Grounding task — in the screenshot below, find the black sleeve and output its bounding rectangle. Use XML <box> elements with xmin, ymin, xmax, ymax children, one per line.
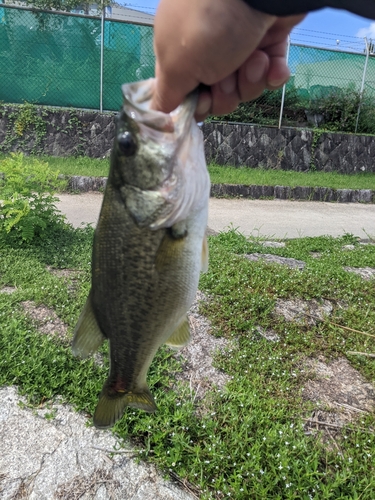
<box><xmin>243</xmin><ymin>0</ymin><xmax>375</xmax><ymax>19</ymax></box>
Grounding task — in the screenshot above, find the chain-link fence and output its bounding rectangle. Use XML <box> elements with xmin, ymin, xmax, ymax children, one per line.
<box><xmin>214</xmin><ymin>39</ymin><xmax>375</xmax><ymax>134</ymax></box>
<box><xmin>0</xmin><ymin>4</ymin><xmax>154</xmax><ymax>111</ymax></box>
<box><xmin>1</xmin><ymin>6</ymin><xmax>375</xmax><ymax>134</ymax></box>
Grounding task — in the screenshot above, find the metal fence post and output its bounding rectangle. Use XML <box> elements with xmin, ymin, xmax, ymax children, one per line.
<box><xmin>278</xmin><ymin>36</ymin><xmax>291</xmax><ymax>129</ymax></box>
<box><xmin>100</xmin><ymin>3</ymin><xmax>105</xmax><ymax>112</ymax></box>
<box><xmin>355</xmin><ymin>37</ymin><xmax>369</xmax><ymax>133</ymax></box>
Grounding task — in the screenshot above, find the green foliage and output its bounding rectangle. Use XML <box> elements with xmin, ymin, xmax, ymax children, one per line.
<box><xmin>1</xmin><ymin>227</ymin><xmax>375</xmax><ymax>498</ymax></box>
<box><xmin>23</xmin><ymin>0</ymin><xmax>109</xmax><ymax>13</ymax></box>
<box><xmin>212</xmin><ymin>84</ymin><xmax>375</xmax><ymax>135</ymax></box>
<box><xmin>0</xmin><ymin>153</ymin><xmax>67</xmax><ymax>241</ymax></box>
<box><xmin>0</xmin><ymin>102</ymin><xmax>48</xmax><ymax>155</ymax></box>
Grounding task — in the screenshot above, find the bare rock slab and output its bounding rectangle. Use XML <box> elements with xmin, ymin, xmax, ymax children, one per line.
<box><xmin>245</xmin><ymin>253</ymin><xmax>305</xmax><ymax>270</ymax></box>
<box><xmin>260</xmin><ymin>241</ymin><xmax>286</xmax><ymax>248</ymax></box>
<box><xmin>303</xmin><ymin>356</ymin><xmax>375</xmax><ymax>419</ymax></box>
<box><xmin>0</xmin><ymin>386</ymin><xmax>195</xmax><ymax>500</ymax></box>
<box><xmin>274</xmin><ymin>298</ymin><xmax>333</xmax><ymax>325</ymax></box>
<box><xmin>344</xmin><ymin>267</ymin><xmax>375</xmax><ymax>280</ymax></box>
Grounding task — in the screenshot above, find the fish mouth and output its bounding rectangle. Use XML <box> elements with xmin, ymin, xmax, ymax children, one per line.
<box><xmin>121</xmin><ymin>78</ymin><xmax>197</xmax><ymax>136</ymax></box>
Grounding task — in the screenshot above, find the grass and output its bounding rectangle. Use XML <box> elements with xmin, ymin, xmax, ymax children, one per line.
<box><xmin>208</xmin><ymin>164</ymin><xmax>375</xmax><ymax>190</ymax></box>
<box><xmin>0</xmin><ymin>223</ymin><xmax>375</xmax><ymax>499</ymax></box>
<box><xmin>2</xmin><ymin>153</ymin><xmax>375</xmax><ymax>190</ymax></box>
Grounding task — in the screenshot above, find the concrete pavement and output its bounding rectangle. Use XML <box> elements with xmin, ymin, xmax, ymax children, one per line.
<box><xmin>56</xmin><ymin>193</ymin><xmax>375</xmax><ymax>239</ymax></box>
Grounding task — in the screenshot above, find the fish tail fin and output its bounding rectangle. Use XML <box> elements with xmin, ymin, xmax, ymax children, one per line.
<box><xmin>93</xmin><ymin>386</ymin><xmax>157</xmax><ymax>429</ymax></box>
<box><xmin>72</xmin><ymin>291</ymin><xmax>106</xmax><ymax>359</ymax></box>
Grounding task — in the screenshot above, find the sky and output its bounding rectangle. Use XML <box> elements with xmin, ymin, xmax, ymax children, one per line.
<box><xmin>122</xmin><ymin>2</ymin><xmax>375</xmax><ymax>54</ymax></box>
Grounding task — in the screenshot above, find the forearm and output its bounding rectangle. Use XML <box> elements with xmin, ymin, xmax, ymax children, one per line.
<box><xmin>243</xmin><ymin>0</ymin><xmax>375</xmax><ymax>18</ymax></box>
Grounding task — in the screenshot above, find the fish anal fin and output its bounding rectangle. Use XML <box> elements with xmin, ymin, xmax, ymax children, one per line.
<box><xmin>93</xmin><ymin>387</ymin><xmax>157</xmax><ymax>429</ymax></box>
<box><xmin>72</xmin><ymin>292</ymin><xmax>105</xmax><ymax>359</ymax></box>
<box><xmin>201</xmin><ymin>234</ymin><xmax>209</xmax><ymax>273</ymax></box>
<box><xmin>165</xmin><ymin>317</ymin><xmax>191</xmax><ymax>350</ymax></box>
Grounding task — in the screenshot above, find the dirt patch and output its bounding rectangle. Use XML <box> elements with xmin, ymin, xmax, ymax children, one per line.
<box><xmin>0</xmin><ymin>286</ymin><xmax>17</xmax><ymax>294</ymax></box>
<box><xmin>46</xmin><ymin>267</ymin><xmax>81</xmax><ymax>293</ymax></box>
<box><xmin>274</xmin><ymin>298</ymin><xmax>333</xmax><ymax>325</ymax></box>
<box><xmin>343</xmin><ymin>267</ymin><xmax>375</xmax><ymax>280</ymax></box>
<box><xmin>245</xmin><ymin>253</ymin><xmax>305</xmax><ymax>270</ymax></box>
<box><xmin>255</xmin><ymin>325</ymin><xmax>280</xmax><ymax>342</ymax></box>
<box><xmin>21</xmin><ymin>301</ymin><xmax>69</xmax><ymax>340</ymax></box>
<box><xmin>310</xmin><ymin>252</ymin><xmax>322</xmax><ymax>259</ymax></box>
<box><xmin>174</xmin><ymin>291</ymin><xmax>232</xmax><ymax>401</ymax></box>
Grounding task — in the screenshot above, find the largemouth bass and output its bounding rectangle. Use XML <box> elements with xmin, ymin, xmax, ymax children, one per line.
<box><xmin>72</xmin><ymin>79</ymin><xmax>210</xmax><ymax>429</ymax></box>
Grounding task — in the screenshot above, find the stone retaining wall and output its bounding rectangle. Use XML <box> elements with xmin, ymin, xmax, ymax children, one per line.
<box><xmin>202</xmin><ymin>122</ymin><xmax>375</xmax><ymax>174</ymax></box>
<box><xmin>1</xmin><ymin>105</ymin><xmax>375</xmax><ymax>174</ymax></box>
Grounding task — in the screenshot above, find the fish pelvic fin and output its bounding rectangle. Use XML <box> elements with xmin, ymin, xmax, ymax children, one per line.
<box><xmin>165</xmin><ymin>316</ymin><xmax>191</xmax><ymax>350</ymax></box>
<box><xmin>201</xmin><ymin>234</ymin><xmax>209</xmax><ymax>273</ymax></box>
<box><xmin>72</xmin><ymin>292</ymin><xmax>105</xmax><ymax>359</ymax></box>
<box><xmin>94</xmin><ymin>387</ymin><xmax>157</xmax><ymax>429</ymax></box>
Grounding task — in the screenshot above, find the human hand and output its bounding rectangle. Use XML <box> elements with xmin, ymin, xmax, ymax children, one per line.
<box><xmin>151</xmin><ymin>0</ymin><xmax>304</xmax><ymax>121</ymax></box>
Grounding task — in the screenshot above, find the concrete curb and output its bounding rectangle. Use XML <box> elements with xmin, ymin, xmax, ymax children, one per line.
<box><xmin>64</xmin><ymin>176</ymin><xmax>375</xmax><ymax>204</ymax></box>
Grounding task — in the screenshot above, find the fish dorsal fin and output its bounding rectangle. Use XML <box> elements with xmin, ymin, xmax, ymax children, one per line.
<box><xmin>94</xmin><ymin>387</ymin><xmax>157</xmax><ymax>429</ymax></box>
<box><xmin>201</xmin><ymin>234</ymin><xmax>209</xmax><ymax>273</ymax></box>
<box><xmin>165</xmin><ymin>317</ymin><xmax>191</xmax><ymax>350</ymax></box>
<box><xmin>72</xmin><ymin>292</ymin><xmax>106</xmax><ymax>359</ymax></box>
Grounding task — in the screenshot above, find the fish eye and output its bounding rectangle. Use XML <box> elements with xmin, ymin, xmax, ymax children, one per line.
<box><xmin>117</xmin><ymin>131</ymin><xmax>137</xmax><ymax>157</ymax></box>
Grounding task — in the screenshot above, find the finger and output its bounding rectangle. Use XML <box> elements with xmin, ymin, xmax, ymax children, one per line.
<box><xmin>260</xmin><ymin>14</ymin><xmax>305</xmax><ymax>49</ymax></box>
<box><xmin>151</xmin><ymin>62</ymin><xmax>198</xmax><ymax>113</ymax></box>
<box><xmin>209</xmin><ymin>73</ymin><xmax>241</xmax><ymax>116</ymax></box>
<box><xmin>237</xmin><ymin>50</ymin><xmax>269</xmax><ymax>102</ymax></box>
<box><xmin>266</xmin><ymin>55</ymin><xmax>290</xmax><ymax>89</ymax></box>
<box><xmin>195</xmin><ymin>91</ymin><xmax>212</xmax><ymax>122</ymax></box>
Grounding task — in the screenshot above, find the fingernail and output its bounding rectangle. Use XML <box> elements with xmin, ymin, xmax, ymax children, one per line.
<box><xmin>219</xmin><ymin>75</ymin><xmax>236</xmax><ymax>94</ymax></box>
<box><xmin>246</xmin><ymin>54</ymin><xmax>267</xmax><ymax>83</ymax></box>
<box><xmin>196</xmin><ymin>94</ymin><xmax>211</xmax><ymax>116</ymax></box>
<box><xmin>268</xmin><ymin>77</ymin><xmax>288</xmax><ymax>88</ymax></box>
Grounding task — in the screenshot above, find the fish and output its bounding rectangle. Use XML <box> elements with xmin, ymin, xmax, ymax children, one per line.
<box><xmin>72</xmin><ymin>78</ymin><xmax>210</xmax><ymax>429</ymax></box>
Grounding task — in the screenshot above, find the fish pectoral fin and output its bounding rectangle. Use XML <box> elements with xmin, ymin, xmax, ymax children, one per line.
<box><xmin>165</xmin><ymin>317</ymin><xmax>191</xmax><ymax>350</ymax></box>
<box><xmin>201</xmin><ymin>234</ymin><xmax>209</xmax><ymax>273</ymax></box>
<box><xmin>72</xmin><ymin>292</ymin><xmax>105</xmax><ymax>359</ymax></box>
<box><xmin>120</xmin><ymin>184</ymin><xmax>172</xmax><ymax>227</ymax></box>
<box><xmin>94</xmin><ymin>388</ymin><xmax>157</xmax><ymax>429</ymax></box>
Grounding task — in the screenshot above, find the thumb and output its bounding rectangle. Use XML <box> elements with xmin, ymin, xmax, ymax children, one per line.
<box><xmin>151</xmin><ymin>62</ymin><xmax>198</xmax><ymax>113</ymax></box>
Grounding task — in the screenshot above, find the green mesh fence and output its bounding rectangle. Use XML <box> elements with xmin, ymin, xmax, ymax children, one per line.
<box><xmin>217</xmin><ymin>42</ymin><xmax>375</xmax><ymax>133</ymax></box>
<box><xmin>0</xmin><ymin>5</ymin><xmax>155</xmax><ymax>111</ymax></box>
<box><xmin>1</xmin><ymin>7</ymin><xmax>375</xmax><ymax>133</ymax></box>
